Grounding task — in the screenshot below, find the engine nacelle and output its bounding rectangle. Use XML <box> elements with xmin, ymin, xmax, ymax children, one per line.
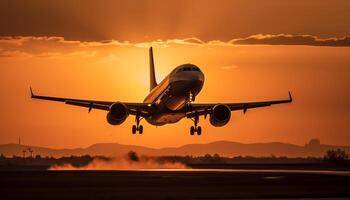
<box><xmin>106</xmin><ymin>102</ymin><xmax>129</xmax><ymax>125</ymax></box>
<box><xmin>209</xmin><ymin>104</ymin><xmax>231</xmax><ymax>127</ymax></box>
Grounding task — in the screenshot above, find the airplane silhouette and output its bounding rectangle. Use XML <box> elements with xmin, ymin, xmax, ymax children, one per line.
<box><xmin>31</xmin><ymin>47</ymin><xmax>292</xmax><ymax>135</ymax></box>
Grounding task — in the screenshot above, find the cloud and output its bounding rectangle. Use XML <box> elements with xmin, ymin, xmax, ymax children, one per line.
<box><xmin>0</xmin><ymin>36</ymin><xmax>122</xmax><ymax>58</ymax></box>
<box><xmin>1</xmin><ymin>34</ymin><xmax>350</xmax><ymax>58</ymax></box>
<box><xmin>230</xmin><ymin>34</ymin><xmax>350</xmax><ymax>47</ymax></box>
<box><xmin>0</xmin><ymin>49</ymin><xmax>32</xmax><ymax>58</ymax></box>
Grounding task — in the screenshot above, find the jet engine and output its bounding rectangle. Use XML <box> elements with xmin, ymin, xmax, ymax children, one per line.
<box><xmin>209</xmin><ymin>104</ymin><xmax>231</xmax><ymax>127</ymax></box>
<box><xmin>106</xmin><ymin>102</ymin><xmax>129</xmax><ymax>125</ymax></box>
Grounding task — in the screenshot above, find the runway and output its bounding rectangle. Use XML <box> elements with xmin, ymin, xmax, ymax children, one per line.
<box><xmin>112</xmin><ymin>168</ymin><xmax>350</xmax><ymax>176</ymax></box>
<box><xmin>1</xmin><ymin>169</ymin><xmax>350</xmax><ymax>199</ymax></box>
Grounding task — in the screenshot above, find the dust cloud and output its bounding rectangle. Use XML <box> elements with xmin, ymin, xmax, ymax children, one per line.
<box><xmin>49</xmin><ymin>152</ymin><xmax>188</xmax><ymax>170</ymax></box>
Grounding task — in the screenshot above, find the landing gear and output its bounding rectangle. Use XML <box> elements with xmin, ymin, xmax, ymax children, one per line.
<box><xmin>197</xmin><ymin>126</ymin><xmax>202</xmax><ymax>135</ymax></box>
<box><xmin>190</xmin><ymin>125</ymin><xmax>202</xmax><ymax>135</ymax></box>
<box><xmin>139</xmin><ymin>125</ymin><xmax>143</xmax><ymax>134</ymax></box>
<box><xmin>132</xmin><ymin>113</ymin><xmax>143</xmax><ymax>134</ymax></box>
<box><xmin>132</xmin><ymin>125</ymin><xmax>137</xmax><ymax>134</ymax></box>
<box><xmin>190</xmin><ymin>114</ymin><xmax>202</xmax><ymax>136</ymax></box>
<box><xmin>190</xmin><ymin>126</ymin><xmax>195</xmax><ymax>135</ymax></box>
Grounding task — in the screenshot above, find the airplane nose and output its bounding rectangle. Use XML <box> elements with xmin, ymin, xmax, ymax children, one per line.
<box><xmin>188</xmin><ymin>73</ymin><xmax>204</xmax><ymax>93</ymax></box>
<box><xmin>188</xmin><ymin>71</ymin><xmax>204</xmax><ymax>82</ymax></box>
<box><xmin>198</xmin><ymin>71</ymin><xmax>204</xmax><ymax>82</ymax></box>
<box><xmin>193</xmin><ymin>72</ymin><xmax>204</xmax><ymax>85</ymax></box>
<box><xmin>169</xmin><ymin>70</ymin><xmax>204</xmax><ymax>97</ymax></box>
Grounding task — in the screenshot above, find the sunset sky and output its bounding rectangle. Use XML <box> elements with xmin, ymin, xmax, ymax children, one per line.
<box><xmin>0</xmin><ymin>0</ymin><xmax>349</xmax><ymax>149</ymax></box>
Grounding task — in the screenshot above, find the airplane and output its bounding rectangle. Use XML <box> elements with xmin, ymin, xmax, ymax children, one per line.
<box><xmin>31</xmin><ymin>47</ymin><xmax>292</xmax><ymax>135</ymax></box>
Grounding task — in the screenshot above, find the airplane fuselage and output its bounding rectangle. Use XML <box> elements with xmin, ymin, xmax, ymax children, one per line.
<box><xmin>143</xmin><ymin>64</ymin><xmax>204</xmax><ymax>125</ymax></box>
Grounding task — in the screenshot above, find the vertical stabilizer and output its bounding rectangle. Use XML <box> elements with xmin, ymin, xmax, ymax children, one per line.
<box><xmin>149</xmin><ymin>47</ymin><xmax>157</xmax><ymax>91</ymax></box>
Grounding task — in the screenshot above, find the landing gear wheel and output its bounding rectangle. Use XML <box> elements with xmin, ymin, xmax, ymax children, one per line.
<box><xmin>139</xmin><ymin>125</ymin><xmax>143</xmax><ymax>134</ymax></box>
<box><xmin>190</xmin><ymin>126</ymin><xmax>195</xmax><ymax>135</ymax></box>
<box><xmin>190</xmin><ymin>114</ymin><xmax>202</xmax><ymax>136</ymax></box>
<box><xmin>132</xmin><ymin>125</ymin><xmax>137</xmax><ymax>134</ymax></box>
<box><xmin>132</xmin><ymin>113</ymin><xmax>144</xmax><ymax>134</ymax></box>
<box><xmin>197</xmin><ymin>126</ymin><xmax>202</xmax><ymax>135</ymax></box>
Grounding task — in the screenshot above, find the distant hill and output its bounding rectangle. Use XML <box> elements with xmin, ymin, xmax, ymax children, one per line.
<box><xmin>0</xmin><ymin>139</ymin><xmax>349</xmax><ymax>158</ymax></box>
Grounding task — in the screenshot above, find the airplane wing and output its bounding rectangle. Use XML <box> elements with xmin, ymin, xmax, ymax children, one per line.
<box><xmin>186</xmin><ymin>92</ymin><xmax>292</xmax><ymax>118</ymax></box>
<box><xmin>30</xmin><ymin>88</ymin><xmax>153</xmax><ymax>116</ymax></box>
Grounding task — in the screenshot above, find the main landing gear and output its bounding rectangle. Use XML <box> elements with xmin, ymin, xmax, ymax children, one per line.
<box><xmin>190</xmin><ymin>114</ymin><xmax>202</xmax><ymax>136</ymax></box>
<box><xmin>132</xmin><ymin>114</ymin><xmax>143</xmax><ymax>134</ymax></box>
<box><xmin>188</xmin><ymin>91</ymin><xmax>201</xmax><ymax>135</ymax></box>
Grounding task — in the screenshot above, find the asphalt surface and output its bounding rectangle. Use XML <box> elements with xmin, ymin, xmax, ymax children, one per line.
<box><xmin>1</xmin><ymin>169</ymin><xmax>350</xmax><ymax>200</ymax></box>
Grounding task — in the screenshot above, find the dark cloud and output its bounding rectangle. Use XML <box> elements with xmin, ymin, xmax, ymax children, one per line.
<box><xmin>231</xmin><ymin>34</ymin><xmax>350</xmax><ymax>47</ymax></box>
<box><xmin>1</xmin><ymin>34</ymin><xmax>350</xmax><ymax>58</ymax></box>
<box><xmin>1</xmin><ymin>0</ymin><xmax>350</xmax><ymax>42</ymax></box>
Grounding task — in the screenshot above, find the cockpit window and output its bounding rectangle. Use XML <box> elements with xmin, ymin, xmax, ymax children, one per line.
<box><xmin>192</xmin><ymin>67</ymin><xmax>199</xmax><ymax>71</ymax></box>
<box><xmin>176</xmin><ymin>65</ymin><xmax>200</xmax><ymax>73</ymax></box>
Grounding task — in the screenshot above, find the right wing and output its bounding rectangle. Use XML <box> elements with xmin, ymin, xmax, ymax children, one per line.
<box><xmin>187</xmin><ymin>92</ymin><xmax>293</xmax><ymax>118</ymax></box>
<box><xmin>30</xmin><ymin>87</ymin><xmax>153</xmax><ymax>116</ymax></box>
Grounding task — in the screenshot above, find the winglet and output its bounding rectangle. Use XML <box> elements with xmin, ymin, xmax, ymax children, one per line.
<box><xmin>288</xmin><ymin>91</ymin><xmax>293</xmax><ymax>102</ymax></box>
<box><xmin>30</xmin><ymin>86</ymin><xmax>34</xmax><ymax>98</ymax></box>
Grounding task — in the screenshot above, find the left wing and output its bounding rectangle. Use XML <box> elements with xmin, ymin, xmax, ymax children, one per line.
<box><xmin>30</xmin><ymin>87</ymin><xmax>153</xmax><ymax>116</ymax></box>
<box><xmin>187</xmin><ymin>92</ymin><xmax>292</xmax><ymax>118</ymax></box>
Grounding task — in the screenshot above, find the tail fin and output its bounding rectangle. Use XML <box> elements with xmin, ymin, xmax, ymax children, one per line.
<box><xmin>149</xmin><ymin>47</ymin><xmax>157</xmax><ymax>91</ymax></box>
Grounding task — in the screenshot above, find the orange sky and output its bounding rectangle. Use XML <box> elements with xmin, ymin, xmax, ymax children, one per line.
<box><xmin>1</xmin><ymin>0</ymin><xmax>350</xmax><ymax>41</ymax></box>
<box><xmin>0</xmin><ymin>37</ymin><xmax>349</xmax><ymax>148</ymax></box>
<box><xmin>0</xmin><ymin>1</ymin><xmax>350</xmax><ymax>148</ymax></box>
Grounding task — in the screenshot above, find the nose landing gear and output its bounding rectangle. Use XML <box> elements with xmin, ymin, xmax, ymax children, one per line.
<box><xmin>132</xmin><ymin>113</ymin><xmax>143</xmax><ymax>134</ymax></box>
<box><xmin>190</xmin><ymin>114</ymin><xmax>202</xmax><ymax>136</ymax></box>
